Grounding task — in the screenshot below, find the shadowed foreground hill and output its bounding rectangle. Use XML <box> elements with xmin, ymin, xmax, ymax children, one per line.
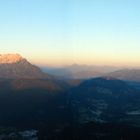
<box><xmin>0</xmin><ymin>78</ymin><xmax>71</xmax><ymax>129</ymax></box>
<box><xmin>69</xmin><ymin>77</ymin><xmax>140</xmax><ymax>124</ymax></box>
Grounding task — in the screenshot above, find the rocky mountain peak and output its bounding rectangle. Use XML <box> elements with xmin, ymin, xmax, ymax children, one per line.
<box><xmin>0</xmin><ymin>54</ymin><xmax>24</xmax><ymax>64</ymax></box>
<box><xmin>0</xmin><ymin>53</ymin><xmax>50</xmax><ymax>79</ymax></box>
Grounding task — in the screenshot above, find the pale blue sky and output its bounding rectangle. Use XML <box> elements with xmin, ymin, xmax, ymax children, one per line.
<box><xmin>0</xmin><ymin>0</ymin><xmax>140</xmax><ymax>66</ymax></box>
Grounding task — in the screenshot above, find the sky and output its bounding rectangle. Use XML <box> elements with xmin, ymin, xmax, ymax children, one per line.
<box><xmin>0</xmin><ymin>0</ymin><xmax>140</xmax><ymax>67</ymax></box>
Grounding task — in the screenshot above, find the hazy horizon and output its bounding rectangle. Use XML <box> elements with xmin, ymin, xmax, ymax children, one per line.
<box><xmin>1</xmin><ymin>0</ymin><xmax>140</xmax><ymax>67</ymax></box>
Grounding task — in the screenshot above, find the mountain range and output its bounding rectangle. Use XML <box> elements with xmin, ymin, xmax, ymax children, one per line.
<box><xmin>1</xmin><ymin>54</ymin><xmax>140</xmax><ymax>139</ymax></box>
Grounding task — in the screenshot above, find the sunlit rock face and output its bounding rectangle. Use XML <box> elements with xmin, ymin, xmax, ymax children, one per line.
<box><xmin>0</xmin><ymin>54</ymin><xmax>23</xmax><ymax>64</ymax></box>
<box><xmin>0</xmin><ymin>54</ymin><xmax>50</xmax><ymax>79</ymax></box>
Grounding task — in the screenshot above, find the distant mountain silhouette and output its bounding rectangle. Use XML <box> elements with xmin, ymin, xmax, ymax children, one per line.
<box><xmin>106</xmin><ymin>69</ymin><xmax>140</xmax><ymax>82</ymax></box>
<box><xmin>0</xmin><ymin>54</ymin><xmax>50</xmax><ymax>79</ymax></box>
<box><xmin>43</xmin><ymin>64</ymin><xmax>119</xmax><ymax>79</ymax></box>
